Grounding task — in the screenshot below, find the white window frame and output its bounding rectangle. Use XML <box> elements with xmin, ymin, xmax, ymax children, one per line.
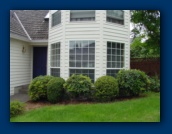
<box><xmin>70</xmin><ymin>10</ymin><xmax>96</xmax><ymax>22</ymax></box>
<box><xmin>51</xmin><ymin>10</ymin><xmax>61</xmax><ymax>27</ymax></box>
<box><xmin>106</xmin><ymin>10</ymin><xmax>124</xmax><ymax>25</ymax></box>
<box><xmin>50</xmin><ymin>42</ymin><xmax>61</xmax><ymax>77</ymax></box>
<box><xmin>68</xmin><ymin>40</ymin><xmax>96</xmax><ymax>82</ymax></box>
<box><xmin>106</xmin><ymin>41</ymin><xmax>125</xmax><ymax>77</ymax></box>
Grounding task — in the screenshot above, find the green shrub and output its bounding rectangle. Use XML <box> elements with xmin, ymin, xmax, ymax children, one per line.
<box><xmin>47</xmin><ymin>77</ymin><xmax>65</xmax><ymax>103</ymax></box>
<box><xmin>29</xmin><ymin>75</ymin><xmax>54</xmax><ymax>101</ymax></box>
<box><xmin>117</xmin><ymin>69</ymin><xmax>150</xmax><ymax>97</ymax></box>
<box><xmin>148</xmin><ymin>76</ymin><xmax>160</xmax><ymax>92</ymax></box>
<box><xmin>10</xmin><ymin>101</ymin><xmax>25</xmax><ymax>118</ymax></box>
<box><xmin>63</xmin><ymin>74</ymin><xmax>92</xmax><ymax>100</ymax></box>
<box><xmin>94</xmin><ymin>76</ymin><xmax>119</xmax><ymax>102</ymax></box>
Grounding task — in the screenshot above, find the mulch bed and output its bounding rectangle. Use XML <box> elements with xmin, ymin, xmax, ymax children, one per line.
<box><xmin>25</xmin><ymin>100</ymin><xmax>95</xmax><ymax>111</ymax></box>
<box><xmin>25</xmin><ymin>94</ymin><xmax>148</xmax><ymax>111</ymax></box>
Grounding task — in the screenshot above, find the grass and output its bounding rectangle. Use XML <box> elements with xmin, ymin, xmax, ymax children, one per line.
<box><xmin>10</xmin><ymin>92</ymin><xmax>160</xmax><ymax>122</ymax></box>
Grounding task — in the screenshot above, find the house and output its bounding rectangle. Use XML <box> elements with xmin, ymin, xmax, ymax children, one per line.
<box><xmin>10</xmin><ymin>10</ymin><xmax>130</xmax><ymax>96</ymax></box>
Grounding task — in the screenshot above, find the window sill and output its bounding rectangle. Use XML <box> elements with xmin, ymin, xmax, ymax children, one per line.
<box><xmin>69</xmin><ymin>20</ymin><xmax>97</xmax><ymax>24</ymax></box>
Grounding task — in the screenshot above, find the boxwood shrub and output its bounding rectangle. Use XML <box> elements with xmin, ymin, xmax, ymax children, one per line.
<box><xmin>117</xmin><ymin>69</ymin><xmax>150</xmax><ymax>97</ymax></box>
<box><xmin>47</xmin><ymin>77</ymin><xmax>65</xmax><ymax>103</ymax></box>
<box><xmin>10</xmin><ymin>101</ymin><xmax>25</xmax><ymax>118</ymax></box>
<box><xmin>28</xmin><ymin>75</ymin><xmax>54</xmax><ymax>101</ymax></box>
<box><xmin>148</xmin><ymin>76</ymin><xmax>160</xmax><ymax>92</ymax></box>
<box><xmin>94</xmin><ymin>76</ymin><xmax>119</xmax><ymax>102</ymax></box>
<box><xmin>63</xmin><ymin>74</ymin><xmax>92</xmax><ymax>100</ymax></box>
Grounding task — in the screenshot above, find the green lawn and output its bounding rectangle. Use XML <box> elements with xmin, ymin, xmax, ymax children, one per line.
<box><xmin>10</xmin><ymin>92</ymin><xmax>160</xmax><ymax>122</ymax></box>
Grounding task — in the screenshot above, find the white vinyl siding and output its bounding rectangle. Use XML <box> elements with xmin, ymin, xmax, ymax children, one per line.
<box><xmin>10</xmin><ymin>38</ymin><xmax>32</xmax><ymax>95</ymax></box>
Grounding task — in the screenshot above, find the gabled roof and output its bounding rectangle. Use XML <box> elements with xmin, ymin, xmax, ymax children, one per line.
<box><xmin>10</xmin><ymin>10</ymin><xmax>49</xmax><ymax>40</ymax></box>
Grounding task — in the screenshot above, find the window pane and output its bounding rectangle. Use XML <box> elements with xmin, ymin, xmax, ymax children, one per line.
<box><xmin>117</xmin><ymin>56</ymin><xmax>120</xmax><ymax>61</ymax></box>
<box><xmin>76</xmin><ymin>69</ymin><xmax>82</xmax><ymax>73</ymax></box>
<box><xmin>70</xmin><ymin>61</ymin><xmax>75</xmax><ymax>67</ymax></box>
<box><xmin>117</xmin><ymin>62</ymin><xmax>120</xmax><ymax>68</ymax></box>
<box><xmin>112</xmin><ymin>62</ymin><xmax>116</xmax><ymax>68</ymax></box>
<box><xmin>121</xmin><ymin>62</ymin><xmax>124</xmax><ymax>68</ymax></box>
<box><xmin>70</xmin><ymin>41</ymin><xmax>75</xmax><ymax>48</ymax></box>
<box><xmin>83</xmin><ymin>55</ymin><xmax>88</xmax><ymax>60</ymax></box>
<box><xmin>76</xmin><ymin>62</ymin><xmax>81</xmax><ymax>67</ymax></box>
<box><xmin>107</xmin><ymin>49</ymin><xmax>111</xmax><ymax>54</ymax></box>
<box><xmin>107</xmin><ymin>42</ymin><xmax>111</xmax><ymax>48</ymax></box>
<box><xmin>117</xmin><ymin>50</ymin><xmax>120</xmax><ymax>55</ymax></box>
<box><xmin>112</xmin><ymin>42</ymin><xmax>116</xmax><ymax>48</ymax></box>
<box><xmin>121</xmin><ymin>49</ymin><xmax>124</xmax><ymax>55</ymax></box>
<box><xmin>89</xmin><ymin>70</ymin><xmax>94</xmax><ymax>73</ymax></box>
<box><xmin>76</xmin><ymin>41</ymin><xmax>82</xmax><ymax>48</ymax></box>
<box><xmin>112</xmin><ymin>49</ymin><xmax>116</xmax><ymax>54</ymax></box>
<box><xmin>83</xmin><ymin>48</ymin><xmax>88</xmax><ymax>54</ymax></box>
<box><xmin>106</xmin><ymin>69</ymin><xmax>120</xmax><ymax>78</ymax></box>
<box><xmin>70</xmin><ymin>69</ymin><xmax>75</xmax><ymax>74</ymax></box>
<box><xmin>121</xmin><ymin>56</ymin><xmax>124</xmax><ymax>62</ymax></box>
<box><xmin>83</xmin><ymin>62</ymin><xmax>89</xmax><ymax>67</ymax></box>
<box><xmin>76</xmin><ymin>48</ymin><xmax>81</xmax><ymax>54</ymax></box>
<box><xmin>112</xmin><ymin>55</ymin><xmax>116</xmax><ymax>61</ymax></box>
<box><xmin>83</xmin><ymin>69</ymin><xmax>89</xmax><ymax>73</ymax></box>
<box><xmin>117</xmin><ymin>43</ymin><xmax>120</xmax><ymax>49</ymax></box>
<box><xmin>76</xmin><ymin>55</ymin><xmax>81</xmax><ymax>60</ymax></box>
<box><xmin>89</xmin><ymin>41</ymin><xmax>95</xmax><ymax>48</ymax></box>
<box><xmin>70</xmin><ymin>55</ymin><xmax>75</xmax><ymax>60</ymax></box>
<box><xmin>121</xmin><ymin>43</ymin><xmax>124</xmax><ymax>49</ymax></box>
<box><xmin>82</xmin><ymin>41</ymin><xmax>88</xmax><ymax>48</ymax></box>
<box><xmin>51</xmin><ymin>68</ymin><xmax>60</xmax><ymax>77</ymax></box>
<box><xmin>89</xmin><ymin>55</ymin><xmax>95</xmax><ymax>61</ymax></box>
<box><xmin>107</xmin><ymin>62</ymin><xmax>111</xmax><ymax>68</ymax></box>
<box><xmin>89</xmin><ymin>62</ymin><xmax>94</xmax><ymax>67</ymax></box>
<box><xmin>107</xmin><ymin>55</ymin><xmax>111</xmax><ymax>61</ymax></box>
<box><xmin>89</xmin><ymin>48</ymin><xmax>95</xmax><ymax>54</ymax></box>
<box><xmin>70</xmin><ymin>48</ymin><xmax>75</xmax><ymax>54</ymax></box>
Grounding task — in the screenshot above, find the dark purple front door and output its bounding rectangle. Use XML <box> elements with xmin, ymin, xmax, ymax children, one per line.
<box><xmin>33</xmin><ymin>47</ymin><xmax>47</xmax><ymax>78</ymax></box>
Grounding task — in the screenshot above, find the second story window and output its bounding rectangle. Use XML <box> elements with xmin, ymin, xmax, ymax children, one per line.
<box><xmin>70</xmin><ymin>10</ymin><xmax>95</xmax><ymax>21</ymax></box>
<box><xmin>52</xmin><ymin>10</ymin><xmax>61</xmax><ymax>27</ymax></box>
<box><xmin>106</xmin><ymin>10</ymin><xmax>124</xmax><ymax>25</ymax></box>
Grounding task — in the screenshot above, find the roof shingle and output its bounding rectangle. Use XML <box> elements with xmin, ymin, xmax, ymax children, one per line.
<box><xmin>10</xmin><ymin>10</ymin><xmax>49</xmax><ymax>40</ymax></box>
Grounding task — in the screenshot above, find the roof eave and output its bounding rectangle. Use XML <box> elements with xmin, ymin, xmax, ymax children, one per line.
<box><xmin>10</xmin><ymin>33</ymin><xmax>48</xmax><ymax>43</ymax></box>
<box><xmin>10</xmin><ymin>33</ymin><xmax>30</xmax><ymax>42</ymax></box>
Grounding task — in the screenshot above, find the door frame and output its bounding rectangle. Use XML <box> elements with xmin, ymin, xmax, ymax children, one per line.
<box><xmin>31</xmin><ymin>46</ymin><xmax>48</xmax><ymax>80</ymax></box>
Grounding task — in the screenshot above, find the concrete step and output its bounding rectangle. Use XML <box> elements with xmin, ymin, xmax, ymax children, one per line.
<box><xmin>18</xmin><ymin>85</ymin><xmax>29</xmax><ymax>94</ymax></box>
<box><xmin>10</xmin><ymin>93</ymin><xmax>29</xmax><ymax>103</ymax></box>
